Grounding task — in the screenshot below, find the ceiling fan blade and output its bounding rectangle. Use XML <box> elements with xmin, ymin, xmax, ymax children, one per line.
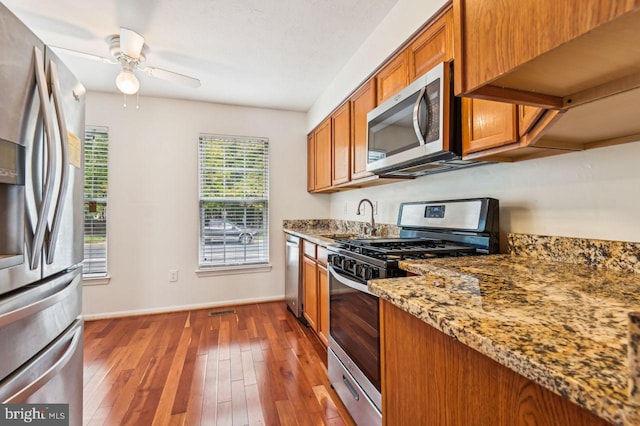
<box><xmin>120</xmin><ymin>27</ymin><xmax>145</xmax><ymax>59</ymax></box>
<box><xmin>51</xmin><ymin>46</ymin><xmax>117</xmax><ymax>65</ymax></box>
<box><xmin>141</xmin><ymin>66</ymin><xmax>201</xmax><ymax>88</ymax></box>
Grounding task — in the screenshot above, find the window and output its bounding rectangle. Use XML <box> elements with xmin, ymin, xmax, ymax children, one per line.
<box><xmin>83</xmin><ymin>127</ymin><xmax>109</xmax><ymax>278</ymax></box>
<box><xmin>198</xmin><ymin>134</ymin><xmax>269</xmax><ymax>268</ymax></box>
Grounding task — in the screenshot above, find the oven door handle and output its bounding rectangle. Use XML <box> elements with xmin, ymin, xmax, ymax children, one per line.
<box><xmin>328</xmin><ymin>265</ymin><xmax>378</xmax><ymax>297</ymax></box>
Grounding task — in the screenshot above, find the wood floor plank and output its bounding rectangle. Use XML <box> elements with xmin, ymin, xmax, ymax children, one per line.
<box><xmin>183</xmin><ymin>352</ymin><xmax>207</xmax><ymax>425</ymax></box>
<box><xmin>241</xmin><ymin>349</ymin><xmax>257</xmax><ymax>386</ymax></box>
<box><xmin>83</xmin><ymin>302</ymin><xmax>354</xmax><ymax>426</ymax></box>
<box><xmin>245</xmin><ymin>383</ymin><xmax>265</xmax><ymax>426</ymax></box>
<box><xmin>151</xmin><ymin>321</ymin><xmax>192</xmax><ymax>425</ymax></box>
<box><xmin>217</xmin><ymin>359</ymin><xmax>232</xmax><ymax>403</ymax></box>
<box><xmin>231</xmin><ymin>379</ymin><xmax>249</xmax><ymax>425</ymax></box>
<box><xmin>200</xmin><ymin>353</ymin><xmax>218</xmax><ymax>425</ymax></box>
<box><xmin>312</xmin><ymin>385</ymin><xmax>342</xmax><ymax>420</ymax></box>
<box><xmin>275</xmin><ymin>400</ymin><xmax>299</xmax><ymax>426</ymax></box>
<box><xmin>216</xmin><ymin>401</ymin><xmax>233</xmax><ymax>426</ymax></box>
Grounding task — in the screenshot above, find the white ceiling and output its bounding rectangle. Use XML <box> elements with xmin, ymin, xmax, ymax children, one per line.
<box><xmin>2</xmin><ymin>0</ymin><xmax>399</xmax><ymax>111</ymax></box>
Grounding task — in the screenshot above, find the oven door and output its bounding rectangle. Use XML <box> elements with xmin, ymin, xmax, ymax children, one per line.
<box><xmin>328</xmin><ymin>265</ymin><xmax>381</xmax><ymax>413</ymax></box>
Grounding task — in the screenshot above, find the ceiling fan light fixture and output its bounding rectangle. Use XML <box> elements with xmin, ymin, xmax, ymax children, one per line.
<box><xmin>116</xmin><ymin>69</ymin><xmax>140</xmax><ymax>94</ymax></box>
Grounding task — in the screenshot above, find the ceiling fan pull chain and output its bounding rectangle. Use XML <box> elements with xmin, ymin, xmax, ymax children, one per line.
<box><xmin>123</xmin><ymin>93</ymin><xmax>127</xmax><ymax>108</ymax></box>
<box><xmin>136</xmin><ymin>91</ymin><xmax>140</xmax><ymax>110</ymax></box>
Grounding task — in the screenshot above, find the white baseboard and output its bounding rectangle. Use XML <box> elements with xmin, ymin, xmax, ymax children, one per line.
<box><xmin>82</xmin><ymin>295</ymin><xmax>285</xmax><ymax>321</ymax></box>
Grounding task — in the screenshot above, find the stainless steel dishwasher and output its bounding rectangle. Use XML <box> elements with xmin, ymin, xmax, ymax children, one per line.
<box><xmin>284</xmin><ymin>234</ymin><xmax>303</xmax><ymax>318</ymax></box>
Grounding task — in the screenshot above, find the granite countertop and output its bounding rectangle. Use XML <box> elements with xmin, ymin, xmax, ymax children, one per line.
<box><xmin>282</xmin><ymin>218</ymin><xmax>400</xmax><ymax>247</ymax></box>
<box><xmin>370</xmin><ymin>254</ymin><xmax>640</xmax><ymax>425</ymax></box>
<box><xmin>283</xmin><ymin>227</ymin><xmax>337</xmax><ymax>247</ymax></box>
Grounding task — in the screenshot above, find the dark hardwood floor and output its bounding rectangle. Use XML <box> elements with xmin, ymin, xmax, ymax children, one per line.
<box><xmin>83</xmin><ymin>301</ymin><xmax>355</xmax><ymax>426</ymax></box>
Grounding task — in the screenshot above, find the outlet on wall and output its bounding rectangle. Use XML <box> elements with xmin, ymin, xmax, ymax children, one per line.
<box><xmin>169</xmin><ymin>269</ymin><xmax>178</xmax><ymax>282</ymax></box>
<box><xmin>344</xmin><ymin>201</ymin><xmax>348</xmax><ymax>214</ymax></box>
<box><xmin>374</xmin><ymin>201</ymin><xmax>378</xmax><ymax>215</ymax></box>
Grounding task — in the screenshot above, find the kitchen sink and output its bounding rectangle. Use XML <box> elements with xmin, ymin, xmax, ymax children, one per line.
<box><xmin>320</xmin><ymin>233</ymin><xmax>359</xmax><ymax>240</ymax></box>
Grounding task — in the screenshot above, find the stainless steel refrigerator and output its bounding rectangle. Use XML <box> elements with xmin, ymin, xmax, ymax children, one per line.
<box><xmin>0</xmin><ymin>3</ymin><xmax>85</xmax><ymax>425</ymax></box>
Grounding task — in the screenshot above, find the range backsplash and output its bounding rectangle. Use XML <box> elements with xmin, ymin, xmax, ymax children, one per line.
<box><xmin>508</xmin><ymin>233</ymin><xmax>640</xmax><ymax>274</ymax></box>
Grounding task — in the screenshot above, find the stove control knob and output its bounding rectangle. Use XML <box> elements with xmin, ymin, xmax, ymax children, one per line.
<box><xmin>367</xmin><ymin>266</ymin><xmax>380</xmax><ymax>280</ymax></box>
<box><xmin>361</xmin><ymin>265</ymin><xmax>372</xmax><ymax>280</ymax></box>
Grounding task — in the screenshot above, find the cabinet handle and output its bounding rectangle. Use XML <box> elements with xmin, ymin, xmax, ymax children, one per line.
<box><xmin>412</xmin><ymin>86</ymin><xmax>428</xmax><ymax>145</ymax></box>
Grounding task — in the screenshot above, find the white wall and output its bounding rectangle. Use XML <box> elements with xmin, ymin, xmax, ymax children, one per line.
<box><xmin>83</xmin><ymin>92</ymin><xmax>329</xmax><ymax>317</ymax></box>
<box><xmin>307</xmin><ymin>0</ymin><xmax>640</xmax><ymax>244</ymax></box>
<box><xmin>329</xmin><ymin>143</ymin><xmax>640</xmax><ymax>244</ymax></box>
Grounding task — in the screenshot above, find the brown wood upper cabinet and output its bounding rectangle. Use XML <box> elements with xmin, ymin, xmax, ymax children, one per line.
<box><xmin>376</xmin><ymin>51</ymin><xmax>409</xmax><ymax>105</ymax></box>
<box><xmin>307</xmin><ymin>5</ymin><xmax>458</xmax><ymax>192</ymax></box>
<box><xmin>350</xmin><ymin>80</ymin><xmax>376</xmax><ymax>181</ymax></box>
<box><xmin>408</xmin><ymin>9</ymin><xmax>454</xmax><ymax>82</ymax></box>
<box><xmin>306</xmin><ymin>133</ymin><xmax>315</xmax><ymax>192</ymax></box>
<box><xmin>462</xmin><ymin>98</ymin><xmax>518</xmax><ymax>155</ymax></box>
<box><xmin>313</xmin><ymin>118</ymin><xmax>332</xmax><ymax>191</ymax></box>
<box><xmin>331</xmin><ymin>102</ymin><xmax>351</xmax><ymax>185</ymax></box>
<box><xmin>381</xmin><ymin>300</ymin><xmax>609</xmax><ymax>426</ymax></box>
<box><xmin>453</xmin><ymin>0</ymin><xmax>640</xmax><ymax>107</ymax></box>
<box><xmin>462</xmin><ymin>98</ymin><xmax>570</xmax><ymax>161</ymax></box>
<box><xmin>376</xmin><ymin>8</ymin><xmax>454</xmax><ymax>105</ymax></box>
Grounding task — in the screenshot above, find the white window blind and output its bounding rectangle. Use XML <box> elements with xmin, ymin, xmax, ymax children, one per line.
<box><xmin>198</xmin><ymin>135</ymin><xmax>269</xmax><ymax>268</ymax></box>
<box><xmin>84</xmin><ymin>126</ymin><xmax>109</xmax><ymax>277</ymax></box>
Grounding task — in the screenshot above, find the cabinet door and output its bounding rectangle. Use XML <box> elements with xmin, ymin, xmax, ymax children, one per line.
<box><xmin>302</xmin><ymin>256</ymin><xmax>318</xmax><ymax>330</ymax></box>
<box><xmin>307</xmin><ymin>133</ymin><xmax>315</xmax><ymax>192</ymax></box>
<box><xmin>518</xmin><ymin>105</ymin><xmax>545</xmax><ymax>137</ymax></box>
<box><xmin>317</xmin><ymin>264</ymin><xmax>329</xmax><ymax>347</ymax></box>
<box><xmin>350</xmin><ymin>80</ymin><xmax>376</xmax><ymax>180</ymax></box>
<box><xmin>408</xmin><ymin>9</ymin><xmax>454</xmax><ymax>81</ymax></box>
<box><xmin>376</xmin><ymin>51</ymin><xmax>409</xmax><ymax>105</ymax></box>
<box><xmin>314</xmin><ymin>118</ymin><xmax>332</xmax><ymax>190</ymax></box>
<box><xmin>332</xmin><ymin>102</ymin><xmax>351</xmax><ymax>185</ymax></box>
<box><xmin>462</xmin><ymin>97</ymin><xmax>518</xmax><ymax>155</ymax></box>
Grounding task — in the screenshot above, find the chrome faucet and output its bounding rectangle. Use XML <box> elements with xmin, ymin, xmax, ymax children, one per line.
<box><xmin>356</xmin><ymin>198</ymin><xmax>375</xmax><ymax>236</ymax></box>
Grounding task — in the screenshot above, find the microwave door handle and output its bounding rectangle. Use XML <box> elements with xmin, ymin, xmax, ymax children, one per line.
<box><xmin>412</xmin><ymin>86</ymin><xmax>427</xmax><ymax>145</ymax></box>
<box><xmin>45</xmin><ymin>60</ymin><xmax>69</xmax><ymax>265</ymax></box>
<box><xmin>30</xmin><ymin>46</ymin><xmax>57</xmax><ymax>270</ymax></box>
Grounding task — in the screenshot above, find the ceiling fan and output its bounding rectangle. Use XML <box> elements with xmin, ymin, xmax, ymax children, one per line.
<box><xmin>55</xmin><ymin>27</ymin><xmax>201</xmax><ymax>95</ymax></box>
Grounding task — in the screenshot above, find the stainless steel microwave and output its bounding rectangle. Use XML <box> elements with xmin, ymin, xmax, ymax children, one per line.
<box><xmin>366</xmin><ymin>61</ymin><xmax>482</xmax><ymax>177</ymax></box>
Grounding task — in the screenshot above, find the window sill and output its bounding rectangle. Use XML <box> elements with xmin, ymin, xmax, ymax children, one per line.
<box><xmin>83</xmin><ymin>275</ymin><xmax>111</xmax><ymax>286</ymax></box>
<box><xmin>196</xmin><ymin>264</ymin><xmax>272</xmax><ymax>277</ymax></box>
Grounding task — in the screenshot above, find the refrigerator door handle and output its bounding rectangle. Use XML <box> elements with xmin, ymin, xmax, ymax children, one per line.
<box><xmin>1</xmin><ymin>324</ymin><xmax>82</xmax><ymax>403</ymax></box>
<box><xmin>30</xmin><ymin>46</ymin><xmax>57</xmax><ymax>270</ymax></box>
<box><xmin>0</xmin><ymin>268</ymin><xmax>81</xmax><ymax>327</ymax></box>
<box><xmin>45</xmin><ymin>60</ymin><xmax>70</xmax><ymax>265</ymax></box>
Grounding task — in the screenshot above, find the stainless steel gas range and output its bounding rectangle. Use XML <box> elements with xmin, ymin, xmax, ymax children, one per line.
<box><xmin>327</xmin><ymin>198</ymin><xmax>499</xmax><ymax>425</ymax></box>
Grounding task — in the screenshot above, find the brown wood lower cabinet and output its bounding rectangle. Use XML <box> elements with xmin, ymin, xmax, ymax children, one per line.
<box><xmin>317</xmin><ymin>263</ymin><xmax>329</xmax><ymax>347</ymax></box>
<box><xmin>302</xmin><ymin>255</ymin><xmax>317</xmax><ymax>330</ymax></box>
<box><xmin>380</xmin><ymin>300</ymin><xmax>608</xmax><ymax>426</ymax></box>
<box><xmin>302</xmin><ymin>240</ymin><xmax>329</xmax><ymax>347</ymax></box>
